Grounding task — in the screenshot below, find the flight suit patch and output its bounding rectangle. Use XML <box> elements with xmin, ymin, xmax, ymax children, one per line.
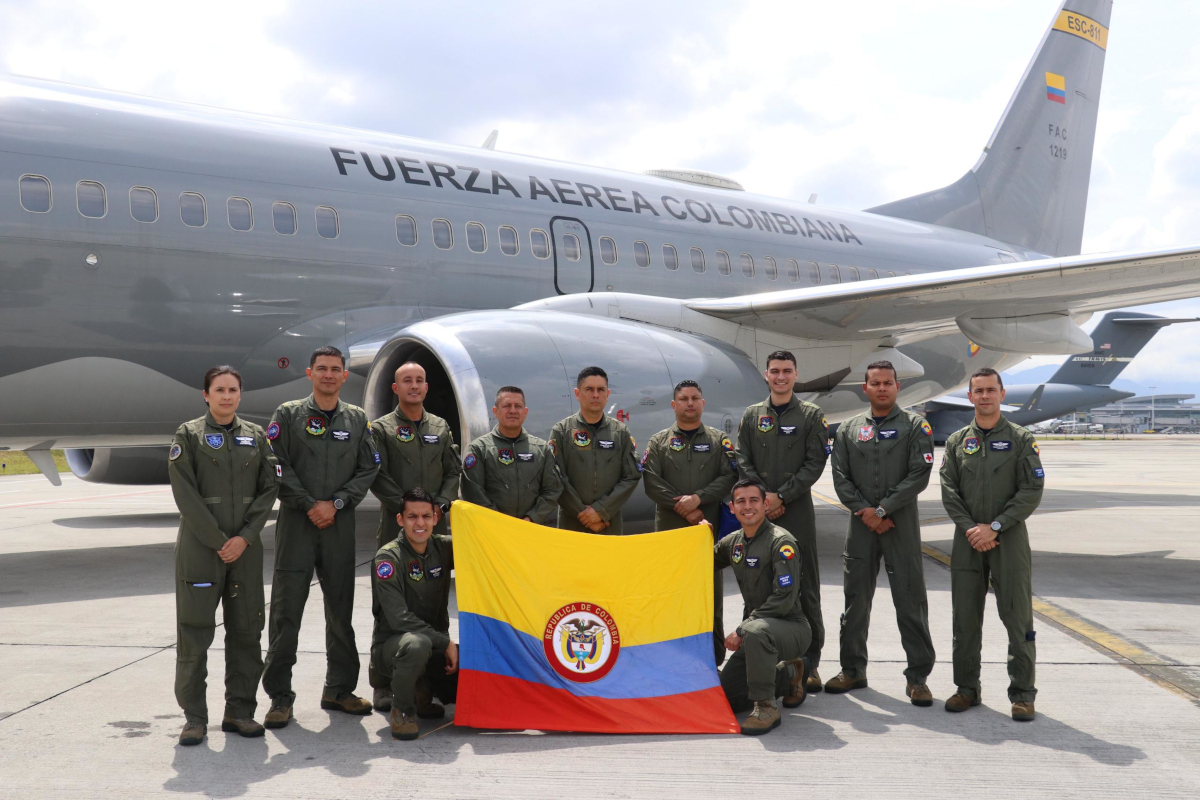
<box><xmin>234</xmin><ymin>435</ymin><xmax>255</xmax><ymax>447</ymax></box>
<box><xmin>169</xmin><ymin>443</ymin><xmax>182</xmax><ymax>461</ymax></box>
<box><xmin>732</xmin><ymin>543</ymin><xmax>744</xmax><ymax>564</ymax></box>
<box><xmin>720</xmin><ymin>437</ymin><xmax>734</xmax><ymax>452</ymax></box>
<box><xmin>990</xmin><ymin>440</ymin><xmax>1011</xmax><ymax>451</ymax></box>
<box><xmin>669</xmin><ymin>437</ymin><xmax>685</xmax><ymax>451</ymax></box>
<box><xmin>757</xmin><ymin>415</ymin><xmax>774</xmax><ymax>433</ymax></box>
<box><xmin>824</xmin><ymin>444</ymin><xmax>832</xmax><ymax>455</ymax></box>
<box><xmin>573</xmin><ymin>430</ymin><xmax>591</xmax><ymax>447</ymax></box>
<box><xmin>375</xmin><ymin>561</ymin><xmax>395</xmax><ymax>580</ymax></box>
<box><xmin>1034</xmin><ymin>467</ymin><xmax>1045</xmax><ymax>478</ymax></box>
<box><xmin>275</xmin><ymin>465</ymin><xmax>282</xmax><ymax>477</ymax></box>
<box><xmin>306</xmin><ymin>417</ymin><xmax>326</xmax><ymax>436</ymax></box>
<box><xmin>878</xmin><ymin>429</ymin><xmax>898</xmax><ymax>439</ymax></box>
<box><xmin>745</xmin><ymin>556</ymin><xmax>760</xmax><ymax>568</ymax></box>
<box><xmin>780</xmin><ymin>425</ymin><xmax>797</xmax><ymax>435</ymax></box>
<box><xmin>920</xmin><ymin>420</ymin><xmax>933</xmax><ymax>436</ymax></box>
<box><xmin>549</xmin><ymin>439</ymin><xmax>557</xmax><ymax>456</ymax></box>
<box><xmin>332</xmin><ymin>430</ymin><xmax>350</xmax><ymax>441</ymax></box>
<box><xmin>963</xmin><ymin>437</ymin><xmax>981</xmax><ymax>455</ymax></box>
<box><xmin>373</xmin><ymin>451</ymin><xmax>381</xmax><ymax>464</ymax></box>
<box><xmin>693</xmin><ymin>443</ymin><xmax>711</xmax><ymax>453</ymax></box>
<box><xmin>422</xmin><ymin>434</ymin><xmax>440</xmax><ymax>444</ymax></box>
<box><xmin>778</xmin><ymin>574</ymin><xmax>793</xmax><ymax>587</ymax></box>
<box><xmin>598</xmin><ymin>440</ymin><xmax>615</xmax><ymax>449</ymax></box>
<box><xmin>1032</xmin><ymin>442</ymin><xmax>1040</xmax><ymax>455</ymax></box>
<box><xmin>779</xmin><ymin>544</ymin><xmax>795</xmax><ymax>560</ymax></box>
<box><xmin>429</xmin><ymin>565</ymin><xmax>443</xmax><ymax>578</ymax></box>
<box><xmin>205</xmin><ymin>433</ymin><xmax>224</xmax><ymax>449</ymax></box>
<box><xmin>266</xmin><ymin>422</ymin><xmax>281</xmax><ymax>440</ymax></box>
<box><xmin>516</xmin><ymin>452</ymin><xmax>535</xmax><ymax>462</ymax></box>
<box><xmin>463</xmin><ymin>453</ymin><xmax>477</xmax><ymax>469</ymax></box>
<box><xmin>498</xmin><ymin>449</ymin><xmax>515</xmax><ymax>465</ymax></box>
<box><xmin>857</xmin><ymin>425</ymin><xmax>875</xmax><ymax>442</ymax></box>
<box><xmin>397</xmin><ymin>426</ymin><xmax>414</xmax><ymax>442</ymax></box>
<box><xmin>407</xmin><ymin>561</ymin><xmax>424</xmax><ymax>581</ymax></box>
<box><xmin>924</xmin><ymin>453</ymin><xmax>934</xmax><ymax>464</ymax></box>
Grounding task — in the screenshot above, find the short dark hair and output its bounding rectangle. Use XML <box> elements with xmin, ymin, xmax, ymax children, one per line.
<box><xmin>400</xmin><ymin>487</ymin><xmax>438</xmax><ymax>514</ymax></box>
<box><xmin>310</xmin><ymin>345</ymin><xmax>345</xmax><ymax>368</ymax></box>
<box><xmin>766</xmin><ymin>350</ymin><xmax>796</xmax><ymax>368</ymax></box>
<box><xmin>203</xmin><ymin>365</ymin><xmax>242</xmax><ymax>392</ymax></box>
<box><xmin>495</xmin><ymin>385</ymin><xmax>525</xmax><ymax>404</ymax></box>
<box><xmin>969</xmin><ymin>367</ymin><xmax>1004</xmax><ymax>391</ymax></box>
<box><xmin>576</xmin><ymin>366</ymin><xmax>609</xmax><ymax>387</ymax></box>
<box><xmin>731</xmin><ymin>478</ymin><xmax>767</xmax><ymax>499</ymax></box>
<box><xmin>673</xmin><ymin>379</ymin><xmax>701</xmax><ymax>398</ymax></box>
<box><xmin>864</xmin><ymin>360</ymin><xmax>897</xmax><ymax>382</ymax></box>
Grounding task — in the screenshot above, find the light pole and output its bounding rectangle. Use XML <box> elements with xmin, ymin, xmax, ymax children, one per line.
<box><xmin>1149</xmin><ymin>386</ymin><xmax>1157</xmax><ymax>431</ymax></box>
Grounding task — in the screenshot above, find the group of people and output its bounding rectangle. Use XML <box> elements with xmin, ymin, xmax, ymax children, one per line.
<box><xmin>168</xmin><ymin>345</ymin><xmax>1045</xmax><ymax>745</ymax></box>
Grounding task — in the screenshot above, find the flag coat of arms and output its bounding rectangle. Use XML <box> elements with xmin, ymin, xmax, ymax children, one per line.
<box><xmin>452</xmin><ymin>501</ymin><xmax>738</xmax><ymax>734</ymax></box>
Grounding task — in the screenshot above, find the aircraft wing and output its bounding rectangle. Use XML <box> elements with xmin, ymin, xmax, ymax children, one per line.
<box><xmin>925</xmin><ymin>394</ymin><xmax>1019</xmax><ymax>413</ymax></box>
<box><xmin>686</xmin><ymin>243</ymin><xmax>1200</xmax><ymax>354</ymax></box>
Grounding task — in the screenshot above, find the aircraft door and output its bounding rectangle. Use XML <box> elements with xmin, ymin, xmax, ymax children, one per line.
<box><xmin>550</xmin><ymin>216</ymin><xmax>594</xmax><ymax>295</ymax></box>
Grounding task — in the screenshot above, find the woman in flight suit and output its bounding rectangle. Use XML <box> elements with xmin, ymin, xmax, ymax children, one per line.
<box><xmin>169</xmin><ymin>366</ymin><xmax>279</xmax><ymax>746</ymax></box>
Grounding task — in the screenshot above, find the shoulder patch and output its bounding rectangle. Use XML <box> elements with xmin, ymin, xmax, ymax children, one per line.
<box><xmin>168</xmin><ymin>443</ymin><xmax>182</xmax><ymax>461</ymax></box>
<box><xmin>920</xmin><ymin>420</ymin><xmax>933</xmax><ymax>436</ymax></box>
<box><xmin>266</xmin><ymin>421</ymin><xmax>281</xmax><ymax>441</ymax></box>
<box><xmin>464</xmin><ymin>453</ymin><xmax>477</xmax><ymax>469</ymax></box>
<box><xmin>375</xmin><ymin>560</ymin><xmax>395</xmax><ymax>580</ymax></box>
<box><xmin>778</xmin><ymin>544</ymin><xmax>795</xmax><ymax>560</ymax></box>
<box><xmin>778</xmin><ymin>574</ymin><xmax>793</xmax><ymax>588</ymax></box>
<box><xmin>1032</xmin><ymin>442</ymin><xmax>1040</xmax><ymax>455</ymax></box>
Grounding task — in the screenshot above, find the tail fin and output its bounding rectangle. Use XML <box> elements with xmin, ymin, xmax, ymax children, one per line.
<box><xmin>1047</xmin><ymin>311</ymin><xmax>1196</xmax><ymax>385</ymax></box>
<box><xmin>867</xmin><ymin>1</ymin><xmax>1111</xmax><ymax>256</ymax></box>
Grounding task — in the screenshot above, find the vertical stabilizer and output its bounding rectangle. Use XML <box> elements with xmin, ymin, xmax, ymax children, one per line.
<box><xmin>1047</xmin><ymin>311</ymin><xmax>1199</xmax><ymax>385</ymax></box>
<box><xmin>868</xmin><ymin>2</ymin><xmax>1111</xmax><ymax>257</ymax></box>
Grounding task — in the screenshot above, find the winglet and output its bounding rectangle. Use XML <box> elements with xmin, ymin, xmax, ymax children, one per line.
<box><xmin>24</xmin><ymin>449</ymin><xmax>62</xmax><ymax>486</ymax></box>
<box><xmin>481</xmin><ymin>130</ymin><xmax>498</xmax><ymax>150</ymax></box>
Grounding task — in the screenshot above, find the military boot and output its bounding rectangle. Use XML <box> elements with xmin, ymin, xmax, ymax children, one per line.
<box><xmin>320</xmin><ymin>689</ymin><xmax>373</xmax><ymax>716</ymax></box>
<box><xmin>221</xmin><ymin>716</ymin><xmax>265</xmax><ymax>738</ymax></box>
<box><xmin>178</xmin><ymin>722</ymin><xmax>206</xmax><ymax>746</ymax></box>
<box><xmin>782</xmin><ymin>658</ymin><xmax>809</xmax><ymax>709</ymax></box>
<box><xmin>389</xmin><ymin>707</ymin><xmax>419</xmax><ymax>741</ymax></box>
<box><xmin>805</xmin><ymin>667</ymin><xmax>823</xmax><ymax>694</ymax></box>
<box><xmin>906</xmin><ymin>682</ymin><xmax>933</xmax><ymax>707</ymax></box>
<box><xmin>944</xmin><ymin>689</ymin><xmax>982</xmax><ymax>713</ymax></box>
<box><xmin>372</xmin><ymin>688</ymin><xmax>393</xmax><ymax>713</ymax></box>
<box><xmin>740</xmin><ymin>700</ymin><xmax>781</xmax><ymax>736</ymax></box>
<box><xmin>264</xmin><ymin>698</ymin><xmax>293</xmax><ymax>729</ymax></box>
<box><xmin>1011</xmin><ymin>701</ymin><xmax>1036</xmax><ymax>721</ymax></box>
<box><xmin>824</xmin><ymin>671</ymin><xmax>868</xmax><ymax>693</ymax></box>
<box><xmin>415</xmin><ymin>678</ymin><xmax>446</xmax><ymax>720</ymax></box>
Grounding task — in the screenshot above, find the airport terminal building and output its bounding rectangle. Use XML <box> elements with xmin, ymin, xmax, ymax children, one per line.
<box><xmin>1086</xmin><ymin>394</ymin><xmax>1200</xmax><ymax>432</ymax></box>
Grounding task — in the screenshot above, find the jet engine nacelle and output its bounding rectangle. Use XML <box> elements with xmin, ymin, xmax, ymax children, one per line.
<box><xmin>363</xmin><ymin>310</ymin><xmax>768</xmax><ymax>471</ymax></box>
<box><xmin>65</xmin><ymin>447</ymin><xmax>170</xmax><ymax>484</ymax></box>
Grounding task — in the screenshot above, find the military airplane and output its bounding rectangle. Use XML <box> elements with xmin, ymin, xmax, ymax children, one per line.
<box><xmin>1</xmin><ymin>1</ymin><xmax>1196</xmax><ymax>510</ymax></box>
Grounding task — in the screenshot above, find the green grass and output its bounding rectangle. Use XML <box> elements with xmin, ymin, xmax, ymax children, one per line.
<box><xmin>0</xmin><ymin>450</ymin><xmax>70</xmax><ymax>476</ymax></box>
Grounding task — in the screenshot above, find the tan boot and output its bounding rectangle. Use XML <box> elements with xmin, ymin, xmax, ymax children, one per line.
<box><xmin>320</xmin><ymin>690</ymin><xmax>373</xmax><ymax>716</ymax></box>
<box><xmin>805</xmin><ymin>668</ymin><xmax>824</xmax><ymax>694</ymax></box>
<box><xmin>178</xmin><ymin>722</ymin><xmax>206</xmax><ymax>746</ymax></box>
<box><xmin>264</xmin><ymin>698</ymin><xmax>293</xmax><ymax>729</ymax></box>
<box><xmin>906</xmin><ymin>682</ymin><xmax>933</xmax><ymax>707</ymax></box>
<box><xmin>740</xmin><ymin>700</ymin><xmax>781</xmax><ymax>736</ymax></box>
<box><xmin>372</xmin><ymin>688</ymin><xmax>393</xmax><ymax>713</ymax></box>
<box><xmin>944</xmin><ymin>689</ymin><xmax>982</xmax><ymax>712</ymax></box>
<box><xmin>782</xmin><ymin>659</ymin><xmax>809</xmax><ymax>709</ymax></box>
<box><xmin>415</xmin><ymin>679</ymin><xmax>446</xmax><ymax>720</ymax></box>
<box><xmin>824</xmin><ymin>671</ymin><xmax>868</xmax><ymax>693</ymax></box>
<box><xmin>220</xmin><ymin>716</ymin><xmax>265</xmax><ymax>738</ymax></box>
<box><xmin>389</xmin><ymin>707</ymin><xmax>418</xmax><ymax>741</ymax></box>
<box><xmin>1012</xmin><ymin>701</ymin><xmax>1036</xmax><ymax>721</ymax></box>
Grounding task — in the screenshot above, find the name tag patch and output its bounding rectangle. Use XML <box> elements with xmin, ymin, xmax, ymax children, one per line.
<box><xmin>598</xmin><ymin>440</ymin><xmax>615</xmax><ymax>449</ymax></box>
<box><xmin>780</xmin><ymin>425</ymin><xmax>797</xmax><ymax>435</ymax></box>
<box><xmin>429</xmin><ymin>565</ymin><xmax>443</xmax><ymax>579</ymax></box>
<box><xmin>422</xmin><ymin>434</ymin><xmax>440</xmax><ymax>444</ymax></box>
<box><xmin>990</xmin><ymin>440</ymin><xmax>1012</xmax><ymax>451</ymax></box>
<box><xmin>745</xmin><ymin>556</ymin><xmax>760</xmax><ymax>569</ymax></box>
<box><xmin>516</xmin><ymin>452</ymin><xmax>535</xmax><ymax>462</ymax></box>
<box><xmin>234</xmin><ymin>436</ymin><xmax>255</xmax><ymax>447</ymax></box>
<box><xmin>332</xmin><ymin>430</ymin><xmax>351</xmax><ymax>441</ymax></box>
<box><xmin>778</xmin><ymin>574</ymin><xmax>792</xmax><ymax>588</ymax></box>
<box><xmin>878</xmin><ymin>429</ymin><xmax>898</xmax><ymax>439</ymax></box>
<box><xmin>693</xmin><ymin>443</ymin><xmax>711</xmax><ymax>453</ymax></box>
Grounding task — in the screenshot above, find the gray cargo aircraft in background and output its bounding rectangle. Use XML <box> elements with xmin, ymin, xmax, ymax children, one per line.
<box><xmin>1</xmin><ymin>1</ymin><xmax>1197</xmax><ymax>507</ymax></box>
<box><xmin>923</xmin><ymin>311</ymin><xmax>1200</xmax><ymax>442</ymax></box>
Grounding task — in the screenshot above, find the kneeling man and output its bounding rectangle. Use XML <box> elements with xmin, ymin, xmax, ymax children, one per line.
<box><xmin>716</xmin><ymin>479</ymin><xmax>812</xmax><ymax>735</ymax></box>
<box><xmin>371</xmin><ymin>488</ymin><xmax>459</xmax><ymax>740</ymax></box>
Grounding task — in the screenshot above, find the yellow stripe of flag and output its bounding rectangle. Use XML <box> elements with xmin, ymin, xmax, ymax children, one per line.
<box><xmin>1045</xmin><ymin>72</ymin><xmax>1066</xmax><ymax>91</ymax></box>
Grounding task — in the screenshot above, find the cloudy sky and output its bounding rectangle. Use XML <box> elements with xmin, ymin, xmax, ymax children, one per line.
<box><xmin>3</xmin><ymin>0</ymin><xmax>1198</xmax><ymax>389</ymax></box>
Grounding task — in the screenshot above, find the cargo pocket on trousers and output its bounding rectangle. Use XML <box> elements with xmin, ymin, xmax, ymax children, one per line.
<box><xmin>177</xmin><ymin>580</ymin><xmax>222</xmax><ymax>628</ymax></box>
<box><xmin>227</xmin><ymin>579</ymin><xmax>265</xmax><ymax>634</ymax></box>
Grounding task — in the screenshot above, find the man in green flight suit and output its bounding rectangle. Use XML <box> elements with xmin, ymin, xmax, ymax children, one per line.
<box><xmin>941</xmin><ymin>367</ymin><xmax>1045</xmax><ymax>721</ymax></box>
<box><xmin>828</xmin><ymin>360</ymin><xmax>936</xmax><ymax>705</ymax></box>
<box><xmin>371</xmin><ymin>488</ymin><xmax>459</xmax><ymax>741</ymax></box>
<box><xmin>642</xmin><ymin>380</ymin><xmax>738</xmax><ymax>665</ymax></box>
<box><xmin>715</xmin><ymin>479</ymin><xmax>811</xmax><ymax>736</ymax></box>
<box><xmin>460</xmin><ymin>385</ymin><xmax>562</xmax><ymax>522</ymax></box>
<box><xmin>737</xmin><ymin>349</ymin><xmax>830</xmax><ymax>691</ymax></box>
<box><xmin>261</xmin><ymin>346</ymin><xmax>381</xmax><ymax>728</ymax></box>
<box><xmin>549</xmin><ymin>366</ymin><xmax>641</xmax><ymax>534</ymax></box>
<box><xmin>368</xmin><ymin>361</ymin><xmax>462</xmax><ymax>710</ymax></box>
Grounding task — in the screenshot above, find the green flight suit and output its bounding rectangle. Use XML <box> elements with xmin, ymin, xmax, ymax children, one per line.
<box><xmin>715</xmin><ymin>521</ymin><xmax>811</xmax><ymax>711</ymax></box>
<box><xmin>261</xmin><ymin>395</ymin><xmax>380</xmax><ymax>705</ymax></box>
<box><xmin>168</xmin><ymin>413</ymin><xmax>279</xmax><ymax>726</ymax></box>
<box><xmin>368</xmin><ymin>408</ymin><xmax>461</xmax><ymax>548</ymax></box>
<box><xmin>737</xmin><ymin>395</ymin><xmax>829</xmax><ymax>669</ymax></box>
<box><xmin>831</xmin><ymin>406</ymin><xmax>936</xmax><ymax>683</ymax></box>
<box><xmin>548</xmin><ymin>412</ymin><xmax>641</xmax><ymax>534</ymax></box>
<box><xmin>370</xmin><ymin>534</ymin><xmax>457</xmax><ymax>716</ymax></box>
<box><xmin>642</xmin><ymin>423</ymin><xmax>738</xmax><ymax>665</ymax></box>
<box><xmin>459</xmin><ymin>427</ymin><xmax>562</xmax><ymax>523</ymax></box>
<box><xmin>940</xmin><ymin>415</ymin><xmax>1045</xmax><ymax>704</ymax></box>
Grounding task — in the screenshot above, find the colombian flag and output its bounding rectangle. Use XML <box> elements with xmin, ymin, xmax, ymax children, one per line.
<box><xmin>1046</xmin><ymin>72</ymin><xmax>1066</xmax><ymax>104</ymax></box>
<box><xmin>452</xmin><ymin>501</ymin><xmax>738</xmax><ymax>734</ymax></box>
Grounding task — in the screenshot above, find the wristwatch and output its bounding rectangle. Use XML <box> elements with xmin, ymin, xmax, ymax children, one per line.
<box><xmin>990</xmin><ymin>521</ymin><xmax>1002</xmax><ymax>532</ymax></box>
<box><xmin>875</xmin><ymin>506</ymin><xmax>886</xmax><ymax>518</ymax></box>
<box><xmin>333</xmin><ymin>497</ymin><xmax>345</xmax><ymax>510</ymax></box>
<box><xmin>439</xmin><ymin>502</ymin><xmax>450</xmax><ymax>515</ymax></box>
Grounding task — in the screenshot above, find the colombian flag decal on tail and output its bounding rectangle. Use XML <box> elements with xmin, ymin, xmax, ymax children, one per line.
<box><xmin>452</xmin><ymin>501</ymin><xmax>738</xmax><ymax>734</ymax></box>
<box><xmin>1046</xmin><ymin>72</ymin><xmax>1067</xmax><ymax>104</ymax></box>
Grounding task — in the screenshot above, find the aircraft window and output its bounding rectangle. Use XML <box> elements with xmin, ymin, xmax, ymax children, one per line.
<box><xmin>500</xmin><ymin>225</ymin><xmax>520</xmax><ymax>256</ymax></box>
<box><xmin>663</xmin><ymin>244</ymin><xmax>679</xmax><ymax>270</ymax></box>
<box><xmin>272</xmin><ymin>202</ymin><xmax>297</xmax><ymax>235</ymax></box>
<box><xmin>563</xmin><ymin>233</ymin><xmax>582</xmax><ymax>261</ymax></box>
<box><xmin>634</xmin><ymin>240</ymin><xmax>650</xmax><ymax>268</ymax></box>
<box><xmin>740</xmin><ymin>253</ymin><xmax>755</xmax><ymax>277</ymax></box>
<box><xmin>466</xmin><ymin>221</ymin><xmax>487</xmax><ymax>253</ymax></box>
<box><xmin>180</xmin><ymin>192</ymin><xmax>207</xmax><ymax>227</ymax></box>
<box><xmin>716</xmin><ymin>250</ymin><xmax>731</xmax><ymax>275</ymax></box>
<box><xmin>227</xmin><ymin>197</ymin><xmax>253</xmax><ymax>231</ymax></box>
<box><xmin>19</xmin><ymin>174</ymin><xmax>52</xmax><ymax>213</ymax></box>
<box><xmin>433</xmin><ymin>218</ymin><xmax>454</xmax><ymax>250</ymax></box>
<box><xmin>396</xmin><ymin>215</ymin><xmax>417</xmax><ymax>246</ymax></box>
<box><xmin>887</xmin><ymin>270</ymin><xmax>897</xmax><ymax>278</ymax></box>
<box><xmin>764</xmin><ymin>256</ymin><xmax>778</xmax><ymax>280</ymax></box>
<box><xmin>531</xmin><ymin>228</ymin><xmax>550</xmax><ymax>259</ymax></box>
<box><xmin>77</xmin><ymin>181</ymin><xmax>106</xmax><ymax>218</ymax></box>
<box><xmin>599</xmin><ymin>236</ymin><xmax>617</xmax><ymax>264</ymax></box>
<box><xmin>316</xmin><ymin>206</ymin><xmax>339</xmax><ymax>239</ymax></box>
<box><xmin>808</xmin><ymin>261</ymin><xmax>821</xmax><ymax>284</ymax></box>
<box><xmin>828</xmin><ymin>264</ymin><xmax>841</xmax><ymax>283</ymax></box>
<box><xmin>846</xmin><ymin>266</ymin><xmax>860</xmax><ymax>281</ymax></box>
<box><xmin>690</xmin><ymin>247</ymin><xmax>705</xmax><ymax>273</ymax></box>
<box><xmin>868</xmin><ymin>268</ymin><xmax>880</xmax><ymax>280</ymax></box>
<box><xmin>129</xmin><ymin>187</ymin><xmax>158</xmax><ymax>223</ymax></box>
<box><xmin>786</xmin><ymin>258</ymin><xmax>800</xmax><ymax>282</ymax></box>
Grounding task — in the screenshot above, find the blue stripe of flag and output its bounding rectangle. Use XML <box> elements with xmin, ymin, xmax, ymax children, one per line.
<box><xmin>1047</xmin><ymin>87</ymin><xmax>1066</xmax><ymax>99</ymax></box>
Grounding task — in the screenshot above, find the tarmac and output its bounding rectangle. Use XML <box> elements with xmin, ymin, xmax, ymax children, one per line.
<box><xmin>0</xmin><ymin>438</ymin><xmax>1197</xmax><ymax>798</ymax></box>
